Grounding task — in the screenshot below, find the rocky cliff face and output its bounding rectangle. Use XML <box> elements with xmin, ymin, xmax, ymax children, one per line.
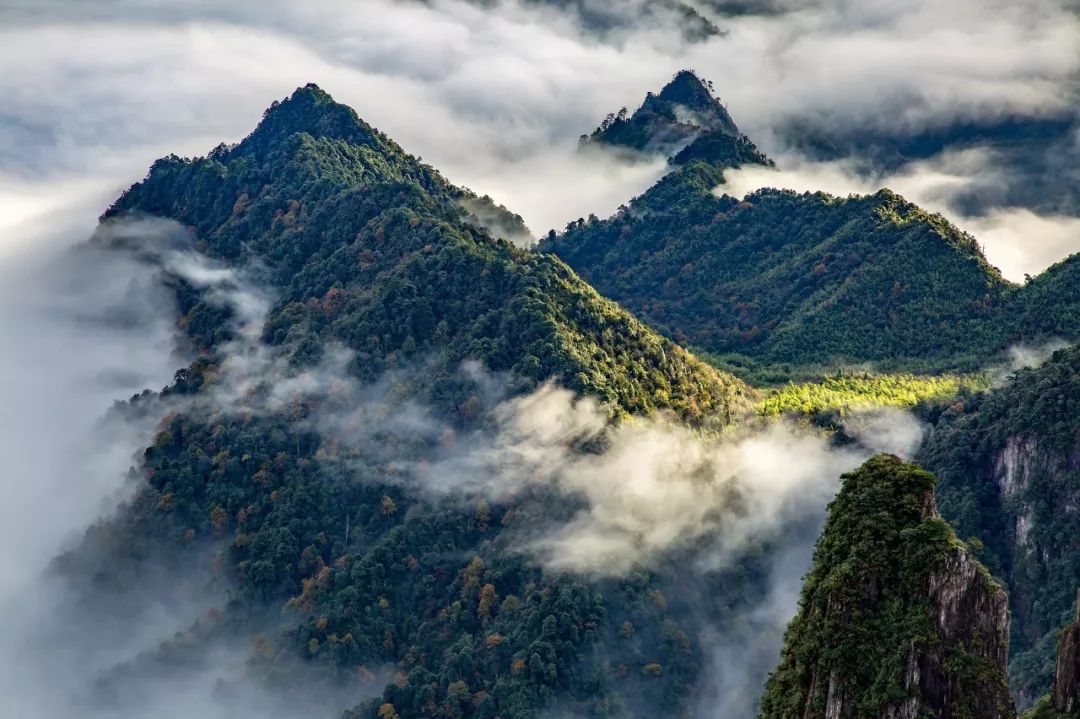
<box><xmin>995</xmin><ymin>436</ymin><xmax>1042</xmax><ymax>551</ymax></box>
<box><xmin>757</xmin><ymin>455</ymin><xmax>1015</xmax><ymax>719</ymax></box>
<box><xmin>919</xmin><ymin>546</ymin><xmax>1014</xmax><ymax>718</ymax></box>
<box><xmin>1024</xmin><ymin>594</ymin><xmax>1080</xmax><ymax>718</ymax></box>
<box><xmin>992</xmin><ymin>435</ymin><xmax>1080</xmax><ymax>561</ymax></box>
<box><xmin>920</xmin><ymin>346</ymin><xmax>1080</xmax><ymax>701</ymax></box>
<box><xmin>1053</xmin><ymin>594</ymin><xmax>1080</xmax><ymax>715</ymax></box>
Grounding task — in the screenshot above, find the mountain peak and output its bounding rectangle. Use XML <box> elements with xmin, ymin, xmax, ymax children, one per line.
<box><xmin>583</xmin><ymin>69</ymin><xmax>751</xmax><ymax>165</ymax></box>
<box><xmin>646</xmin><ymin>69</ymin><xmax>739</xmax><ymax>137</ymax></box>
<box><xmin>103</xmin><ymin>83</ymin><xmax>419</xmax><ymax>227</ymax></box>
<box><xmin>656</xmin><ymin>70</ymin><xmax>719</xmax><ymax>112</ymax></box>
<box><xmin>239</xmin><ymin>83</ymin><xmax>382</xmax><ymax>158</ymax></box>
<box><xmin>758</xmin><ymin>455</ymin><xmax>1016</xmax><ymax>719</ymax></box>
<box><xmin>265</xmin><ymin>83</ymin><xmax>347</xmax><ymax>120</ymax></box>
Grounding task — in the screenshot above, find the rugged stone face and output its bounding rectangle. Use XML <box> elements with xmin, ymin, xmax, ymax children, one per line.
<box><xmin>921</xmin><ymin>348</ymin><xmax>1080</xmax><ymax>702</ymax></box>
<box><xmin>1026</xmin><ymin>595</ymin><xmax>1080</xmax><ymax>718</ymax></box>
<box><xmin>996</xmin><ymin>436</ymin><xmax>1041</xmax><ymax>500</ymax></box>
<box><xmin>990</xmin><ymin>435</ymin><xmax>1080</xmax><ymax>560</ymax></box>
<box><xmin>873</xmin><ymin>502</ymin><xmax>1014</xmax><ymax>719</ymax></box>
<box><xmin>987</xmin><ymin>435</ymin><xmax>1080</xmax><ymax>664</ymax></box>
<box><xmin>994</xmin><ymin>436</ymin><xmax>1042</xmax><ymax>551</ymax></box>
<box><xmin>757</xmin><ymin>455</ymin><xmax>1016</xmax><ymax>719</ymax></box>
<box><xmin>920</xmin><ymin>546</ymin><xmax>1014</xmax><ymax>718</ymax></box>
<box><xmin>1053</xmin><ymin>593</ymin><xmax>1080</xmax><ymax>715</ymax></box>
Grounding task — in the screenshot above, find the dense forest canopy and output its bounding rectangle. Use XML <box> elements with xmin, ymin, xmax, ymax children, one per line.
<box><xmin>544</xmin><ymin>144</ymin><xmax>1080</xmax><ymax>371</ymax></box>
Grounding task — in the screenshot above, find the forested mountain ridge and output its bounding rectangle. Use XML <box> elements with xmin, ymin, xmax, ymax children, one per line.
<box><xmin>64</xmin><ymin>83</ymin><xmax>774</xmax><ymax>719</ymax></box>
<box><xmin>547</xmin><ymin>120</ymin><xmax>1080</xmax><ymax>370</ymax></box>
<box><xmin>919</xmin><ymin>345</ymin><xmax>1080</xmax><ymax>703</ymax></box>
<box><xmin>106</xmin><ymin>83</ymin><xmax>746</xmax><ymax>421</ymax></box>
<box><xmin>541</xmin><ymin>157</ymin><xmax>1026</xmax><ymax>368</ymax></box>
<box><xmin>758</xmin><ymin>454</ymin><xmax>1016</xmax><ymax>719</ymax></box>
<box><xmin>47</xmin><ymin>77</ymin><xmax>1077</xmax><ymax>719</ymax></box>
<box><xmin>1013</xmin><ymin>253</ymin><xmax>1080</xmax><ymax>341</ymax></box>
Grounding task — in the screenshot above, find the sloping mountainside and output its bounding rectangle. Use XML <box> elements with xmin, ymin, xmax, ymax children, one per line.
<box><xmin>1013</xmin><ymin>254</ymin><xmax>1080</xmax><ymax>341</ymax></box>
<box><xmin>758</xmin><ymin>454</ymin><xmax>1015</xmax><ymax>719</ymax></box>
<box><xmin>544</xmin><ymin>136</ymin><xmax>1080</xmax><ymax>370</ymax></box>
<box><xmin>542</xmin><ymin>159</ymin><xmax>1019</xmax><ymax>368</ymax></box>
<box><xmin>62</xmin><ymin>84</ymin><xmax>774</xmax><ymax>719</ymax></box>
<box><xmin>581</xmin><ymin>70</ymin><xmax>771</xmax><ymax>169</ymax></box>
<box><xmin>106</xmin><ymin>83</ymin><xmax>744</xmax><ymax>421</ymax></box>
<box><xmin>919</xmin><ymin>345</ymin><xmax>1080</xmax><ymax>702</ymax></box>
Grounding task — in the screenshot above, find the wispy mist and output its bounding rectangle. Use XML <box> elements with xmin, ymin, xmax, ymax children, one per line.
<box><xmin>0</xmin><ymin>214</ymin><xmax>382</xmax><ymax>717</ymax></box>
<box><xmin>0</xmin><ymin>213</ymin><xmax>181</xmax><ymax>714</ymax></box>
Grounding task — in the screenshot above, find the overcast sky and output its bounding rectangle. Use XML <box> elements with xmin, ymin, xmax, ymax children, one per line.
<box><xmin>2</xmin><ymin>0</ymin><xmax>1078</xmax><ymax>278</ymax></box>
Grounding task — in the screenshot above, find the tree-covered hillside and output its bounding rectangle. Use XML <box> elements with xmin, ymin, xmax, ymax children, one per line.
<box><xmin>542</xmin><ymin>158</ymin><xmax>1023</xmax><ymax>367</ymax></box>
<box><xmin>758</xmin><ymin>371</ymin><xmax>989</xmax><ymax>418</ymax></box>
<box><xmin>542</xmin><ymin>153</ymin><xmax>1080</xmax><ymax>369</ymax></box>
<box><xmin>66</xmin><ymin>84</ymin><xmax>773</xmax><ymax>719</ymax></box>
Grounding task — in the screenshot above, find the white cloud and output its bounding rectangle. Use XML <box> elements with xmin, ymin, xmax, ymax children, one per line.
<box><xmin>0</xmin><ymin>213</ymin><xmax>380</xmax><ymax>718</ymax></box>
<box><xmin>2</xmin><ymin>0</ymin><xmax>1077</xmax><ymax>239</ymax></box>
<box><xmin>0</xmin><ymin>211</ymin><xmax>183</xmax><ymax>715</ymax></box>
<box><xmin>966</xmin><ymin>209</ymin><xmax>1080</xmax><ymax>282</ymax></box>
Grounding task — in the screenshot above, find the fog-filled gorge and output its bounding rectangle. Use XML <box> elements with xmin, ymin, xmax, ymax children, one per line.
<box><xmin>0</xmin><ymin>224</ymin><xmax>377</xmax><ymax>717</ymax></box>
<box><xmin>0</xmin><ymin>229</ymin><xmax>180</xmax><ymax>715</ymax></box>
<box><xmin>2</xmin><ymin>1</ymin><xmax>1079</xmax><ymax>717</ymax></box>
<box><xmin>0</xmin><ymin>215</ymin><xmax>931</xmax><ymax>716</ymax></box>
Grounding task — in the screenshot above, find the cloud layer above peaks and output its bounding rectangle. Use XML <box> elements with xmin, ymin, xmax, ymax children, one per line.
<box><xmin>1</xmin><ymin>0</ymin><xmax>1077</xmax><ymax>254</ymax></box>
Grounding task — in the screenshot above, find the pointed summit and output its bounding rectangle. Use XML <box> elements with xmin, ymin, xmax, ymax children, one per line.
<box><xmin>654</xmin><ymin>70</ymin><xmax>739</xmax><ymax>135</ymax></box>
<box><xmin>104</xmin><ymin>83</ymin><xmax>441</xmax><ymax>240</ymax></box>
<box><xmin>581</xmin><ymin>69</ymin><xmax>754</xmax><ymax>164</ymax></box>
<box><xmin>236</xmin><ymin>83</ymin><xmax>386</xmax><ymax>159</ymax></box>
<box><xmin>758</xmin><ymin>455</ymin><xmax>1016</xmax><ymax>719</ymax></box>
<box><xmin>658</xmin><ymin>69</ymin><xmax>711</xmax><ymax>100</ymax></box>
